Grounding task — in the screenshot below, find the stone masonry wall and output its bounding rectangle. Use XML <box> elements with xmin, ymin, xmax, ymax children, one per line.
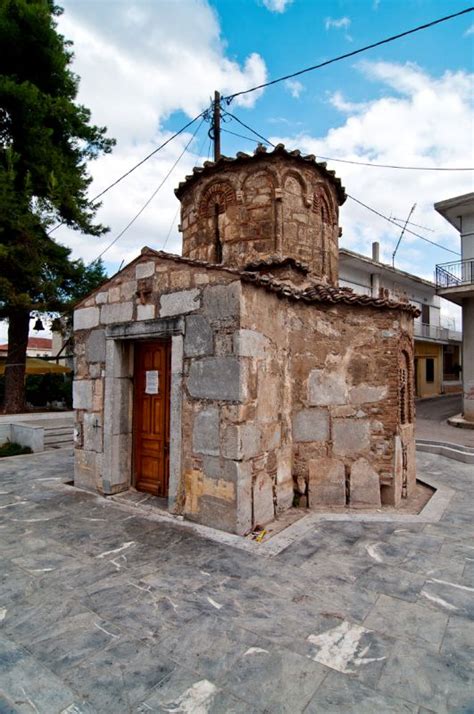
<box><xmin>179</xmin><ymin>155</ymin><xmax>340</xmax><ymax>284</ymax></box>
<box><xmin>240</xmin><ymin>283</ymin><xmax>415</xmax><ymax>513</ymax></box>
<box><xmin>73</xmin><ymin>252</ymin><xmax>260</xmax><ymax>534</ymax></box>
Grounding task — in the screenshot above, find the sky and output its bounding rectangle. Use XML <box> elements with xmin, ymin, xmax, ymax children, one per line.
<box><xmin>15</xmin><ymin>0</ymin><xmax>474</xmax><ymax>338</ymax></box>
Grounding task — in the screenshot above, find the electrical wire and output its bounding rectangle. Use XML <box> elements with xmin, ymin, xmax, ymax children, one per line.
<box><xmin>161</xmin><ymin>121</ymin><xmax>212</xmax><ymax>252</ymax></box>
<box><xmin>347</xmin><ymin>194</ymin><xmax>460</xmax><ymax>256</ymax></box>
<box><xmin>221</xmin><ymin>112</ymin><xmax>461</xmax><ymax>256</ymax></box>
<box><xmin>94</xmin><ymin>118</ymin><xmax>205</xmax><ymax>261</ymax></box>
<box><xmin>221</xmin><ymin>127</ymin><xmax>266</xmax><ymax>144</ymax></box>
<box><xmin>223</xmin><ymin>7</ymin><xmax>473</xmax><ymax>103</ymax></box>
<box><xmin>48</xmin><ymin>108</ymin><xmax>209</xmax><ymax>236</ymax></box>
<box><xmin>224</xmin><ymin>112</ymin><xmax>473</xmax><ymax>171</ymax></box>
<box><xmin>222</xmin><ymin>110</ymin><xmax>276</xmax><ymax>147</ymax></box>
<box><xmin>308</xmin><ymin>155</ymin><xmax>474</xmax><ymax>172</ymax></box>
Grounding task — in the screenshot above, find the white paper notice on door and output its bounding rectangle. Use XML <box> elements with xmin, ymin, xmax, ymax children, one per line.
<box><xmin>145</xmin><ymin>370</ymin><xmax>159</xmax><ymax>395</ymax></box>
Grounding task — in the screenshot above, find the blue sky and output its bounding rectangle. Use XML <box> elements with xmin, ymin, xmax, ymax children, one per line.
<box><xmin>20</xmin><ymin>0</ymin><xmax>473</xmax><ymax>339</ymax></box>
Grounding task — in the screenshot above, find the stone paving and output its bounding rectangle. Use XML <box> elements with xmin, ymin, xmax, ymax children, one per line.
<box><xmin>0</xmin><ymin>449</ymin><xmax>473</xmax><ymax>713</ymax></box>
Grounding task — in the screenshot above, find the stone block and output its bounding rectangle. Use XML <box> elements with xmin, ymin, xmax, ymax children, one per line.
<box><xmin>95</xmin><ymin>291</ymin><xmax>108</xmax><ymax>304</ymax></box>
<box><xmin>221</xmin><ymin>424</ymin><xmax>261</xmax><ymax>460</ymax></box>
<box><xmin>120</xmin><ymin>281</ymin><xmax>137</xmax><ymax>300</ymax></box>
<box><xmin>193</xmin><ymin>495</ymin><xmax>236</xmax><ymax>533</ymax></box>
<box><xmin>333</xmin><ymin>418</ymin><xmax>370</xmax><ymax>456</ymax></box>
<box><xmin>202</xmin><ymin>282</ymin><xmax>240</xmax><ymax>321</ymax></box>
<box><xmin>83</xmin><ymin>412</ymin><xmax>103</xmax><ymax>453</ymax></box>
<box><xmin>160</xmin><ymin>288</ymin><xmax>200</xmax><ymax>317</ymax></box>
<box><xmin>73</xmin><ymin>380</ymin><xmax>93</xmax><ymax>410</ymax></box>
<box><xmin>233</xmin><ymin>329</ymin><xmax>268</xmax><ymax>358</ymax></box>
<box><xmin>135</xmin><ymin>261</ymin><xmax>155</xmax><ymax>279</ymax></box>
<box><xmin>137</xmin><ymin>303</ymin><xmax>155</xmax><ymax>321</ymax></box>
<box><xmin>236</xmin><ymin>462</ymin><xmax>253</xmax><ymax>534</ymax></box>
<box><xmin>292</xmin><ymin>408</ymin><xmax>329</xmax><ymax>442</ymax></box>
<box><xmin>308</xmin><ymin>369</ymin><xmax>347</xmax><ymax>406</ymax></box>
<box><xmin>101</xmin><ymin>302</ymin><xmax>134</xmax><ymax>324</ymax></box>
<box><xmin>74</xmin><ymin>306</ymin><xmax>100</xmax><ymax>331</ymax></box>
<box><xmin>187</xmin><ymin>356</ymin><xmax>242</xmax><ymax>401</ymax></box>
<box><xmin>74</xmin><ymin>449</ymin><xmax>101</xmax><ymax>492</ymax></box>
<box><xmin>253</xmin><ymin>472</ymin><xmax>274</xmax><ymax>526</ymax></box>
<box><xmin>184</xmin><ymin>315</ymin><xmax>213</xmax><ymax>357</ymax></box>
<box><xmin>349</xmin><ymin>457</ymin><xmax>381</xmax><ymax>508</ymax></box>
<box><xmin>171</xmin><ymin>335</ymin><xmax>184</xmax><ymax>375</ymax></box>
<box><xmin>85</xmin><ymin>329</ymin><xmax>106</xmax><ymax>363</ymax></box>
<box><xmin>349</xmin><ymin>384</ymin><xmax>387</xmax><ymax>405</ymax></box>
<box><xmin>193</xmin><ymin>407</ymin><xmax>219</xmax><ymax>456</ymax></box>
<box><xmin>308</xmin><ymin>457</ymin><xmax>346</xmax><ymax>507</ymax></box>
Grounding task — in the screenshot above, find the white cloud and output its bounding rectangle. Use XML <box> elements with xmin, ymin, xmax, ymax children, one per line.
<box><xmin>464</xmin><ymin>23</ymin><xmax>474</xmax><ymax>37</ymax></box>
<box><xmin>50</xmin><ymin>0</ymin><xmax>267</xmax><ymax>274</ymax></box>
<box><xmin>328</xmin><ymin>91</ymin><xmax>367</xmax><ymax>113</ymax></box>
<box><xmin>325</xmin><ymin>16</ymin><xmax>351</xmax><ymax>31</ymax></box>
<box><xmin>284</xmin><ymin>79</ymin><xmax>304</xmax><ymax>98</ymax></box>
<box><xmin>261</xmin><ymin>0</ymin><xmax>293</xmax><ymax>12</ymax></box>
<box><xmin>270</xmin><ymin>60</ymin><xmax>472</xmax><ymax>333</ymax></box>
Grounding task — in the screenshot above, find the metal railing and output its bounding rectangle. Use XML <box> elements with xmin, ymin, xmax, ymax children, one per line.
<box><xmin>436</xmin><ymin>258</ymin><xmax>474</xmax><ymax>289</ymax></box>
<box><xmin>414</xmin><ymin>323</ymin><xmax>462</xmax><ymax>342</ymax></box>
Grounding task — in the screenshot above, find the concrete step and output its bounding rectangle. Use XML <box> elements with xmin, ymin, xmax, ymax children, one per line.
<box><xmin>416</xmin><ymin>439</ymin><xmax>474</xmax><ymax>464</ymax></box>
<box><xmin>44</xmin><ymin>423</ymin><xmax>74</xmax><ymax>450</ymax></box>
<box><xmin>44</xmin><ymin>428</ymin><xmax>72</xmax><ymax>437</ymax></box>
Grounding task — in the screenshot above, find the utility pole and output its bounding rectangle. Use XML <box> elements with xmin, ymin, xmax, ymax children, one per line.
<box><xmin>392</xmin><ymin>203</ymin><xmax>416</xmax><ymax>267</ymax></box>
<box><xmin>213</xmin><ymin>90</ymin><xmax>221</xmax><ymax>161</ymax></box>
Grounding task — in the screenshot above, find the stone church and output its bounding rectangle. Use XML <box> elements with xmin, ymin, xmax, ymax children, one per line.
<box><xmin>73</xmin><ymin>144</ymin><xmax>418</xmax><ymax>535</ymax></box>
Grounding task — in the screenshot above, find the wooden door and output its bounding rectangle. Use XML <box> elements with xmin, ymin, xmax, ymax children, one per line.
<box><xmin>133</xmin><ymin>341</ymin><xmax>171</xmax><ymax>497</ymax></box>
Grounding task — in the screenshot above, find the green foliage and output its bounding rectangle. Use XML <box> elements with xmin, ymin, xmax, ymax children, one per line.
<box><xmin>0</xmin><ymin>0</ymin><xmax>115</xmax><ymax>318</ymax></box>
<box><xmin>25</xmin><ymin>373</ymin><xmax>72</xmax><ymax>408</ymax></box>
<box><xmin>0</xmin><ymin>372</ymin><xmax>72</xmax><ymax>408</ymax></box>
<box><xmin>0</xmin><ymin>440</ymin><xmax>32</xmax><ymax>457</ymax></box>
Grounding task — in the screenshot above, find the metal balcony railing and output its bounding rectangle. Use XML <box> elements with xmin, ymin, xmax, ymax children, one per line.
<box><xmin>436</xmin><ymin>258</ymin><xmax>474</xmax><ymax>289</ymax></box>
<box><xmin>414</xmin><ymin>323</ymin><xmax>462</xmax><ymax>341</ymax></box>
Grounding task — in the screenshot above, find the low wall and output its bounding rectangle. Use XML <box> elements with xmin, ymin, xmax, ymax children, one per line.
<box><xmin>10</xmin><ymin>424</ymin><xmax>44</xmax><ymax>452</ymax></box>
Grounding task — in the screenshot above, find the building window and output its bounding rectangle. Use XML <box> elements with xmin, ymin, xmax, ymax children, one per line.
<box><xmin>425</xmin><ymin>358</ymin><xmax>435</xmax><ymax>383</ymax></box>
<box><xmin>421</xmin><ymin>304</ymin><xmax>430</xmax><ymax>324</ymax></box>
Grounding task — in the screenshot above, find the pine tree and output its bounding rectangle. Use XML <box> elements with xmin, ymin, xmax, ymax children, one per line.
<box><xmin>0</xmin><ymin>0</ymin><xmax>115</xmax><ymax>412</ymax></box>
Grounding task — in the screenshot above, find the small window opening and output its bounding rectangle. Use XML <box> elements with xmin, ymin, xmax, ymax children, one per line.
<box><xmin>213</xmin><ymin>202</ymin><xmax>222</xmax><ymax>263</ymax></box>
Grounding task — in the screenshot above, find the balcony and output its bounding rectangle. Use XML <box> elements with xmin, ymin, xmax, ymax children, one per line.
<box><xmin>414</xmin><ymin>323</ymin><xmax>462</xmax><ymax>343</ymax></box>
<box><xmin>436</xmin><ymin>258</ymin><xmax>474</xmax><ymax>304</ymax></box>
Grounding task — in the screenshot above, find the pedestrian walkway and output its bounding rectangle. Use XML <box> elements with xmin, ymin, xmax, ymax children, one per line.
<box><xmin>0</xmin><ymin>449</ymin><xmax>473</xmax><ymax>713</ymax></box>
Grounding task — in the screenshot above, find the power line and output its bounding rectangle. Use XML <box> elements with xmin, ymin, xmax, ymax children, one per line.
<box><xmin>311</xmin><ymin>155</ymin><xmax>474</xmax><ymax>172</ymax></box>
<box><xmin>219</xmin><ymin>112</ymin><xmax>461</xmax><ymax>256</ymax></box>
<box><xmin>221</xmin><ymin>127</ymin><xmax>265</xmax><ymax>144</ymax></box>
<box><xmin>222</xmin><ymin>110</ymin><xmax>276</xmax><ymax>147</ymax></box>
<box><xmin>161</xmin><ymin>125</ymin><xmax>211</xmax><ymax>252</ymax></box>
<box><xmin>94</xmin><ymin>118</ymin><xmax>205</xmax><ymax>261</ymax></box>
<box><xmin>225</xmin><ymin>112</ymin><xmax>473</xmax><ymax>172</ymax></box>
<box><xmin>48</xmin><ymin>108</ymin><xmax>209</xmax><ymax>236</ymax></box>
<box><xmin>347</xmin><ymin>194</ymin><xmax>460</xmax><ymax>256</ymax></box>
<box><xmin>224</xmin><ymin>7</ymin><xmax>474</xmax><ymax>103</ymax></box>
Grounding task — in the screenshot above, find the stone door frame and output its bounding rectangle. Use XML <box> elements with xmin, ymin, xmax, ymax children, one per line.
<box><xmin>103</xmin><ymin>317</ymin><xmax>184</xmax><ymax>511</ymax></box>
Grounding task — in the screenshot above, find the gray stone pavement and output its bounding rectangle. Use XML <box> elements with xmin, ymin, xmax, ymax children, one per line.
<box><xmin>416</xmin><ymin>395</ymin><xmax>474</xmax><ymax>448</ymax></box>
<box><xmin>0</xmin><ymin>449</ymin><xmax>473</xmax><ymax>713</ymax></box>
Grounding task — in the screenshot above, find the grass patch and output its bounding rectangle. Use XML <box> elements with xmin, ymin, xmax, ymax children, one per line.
<box><xmin>0</xmin><ymin>441</ymin><xmax>33</xmax><ymax>457</ymax></box>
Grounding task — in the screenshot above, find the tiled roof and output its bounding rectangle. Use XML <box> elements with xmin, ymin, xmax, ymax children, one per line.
<box><xmin>243</xmin><ymin>256</ymin><xmax>309</xmax><ymax>275</ymax></box>
<box><xmin>0</xmin><ymin>337</ymin><xmax>52</xmax><ymax>351</ymax></box>
<box><xmin>146</xmin><ymin>249</ymin><xmax>420</xmax><ymax>316</ymax></box>
<box><xmin>174</xmin><ymin>144</ymin><xmax>346</xmax><ymax>204</ymax></box>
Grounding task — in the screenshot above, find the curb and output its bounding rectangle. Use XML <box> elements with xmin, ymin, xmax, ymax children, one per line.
<box><xmin>416</xmin><ymin>439</ymin><xmax>474</xmax><ymax>465</ymax></box>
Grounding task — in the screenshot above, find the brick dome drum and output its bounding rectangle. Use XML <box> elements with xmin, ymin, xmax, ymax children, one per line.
<box><xmin>176</xmin><ymin>144</ymin><xmax>346</xmax><ymax>286</ymax></box>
